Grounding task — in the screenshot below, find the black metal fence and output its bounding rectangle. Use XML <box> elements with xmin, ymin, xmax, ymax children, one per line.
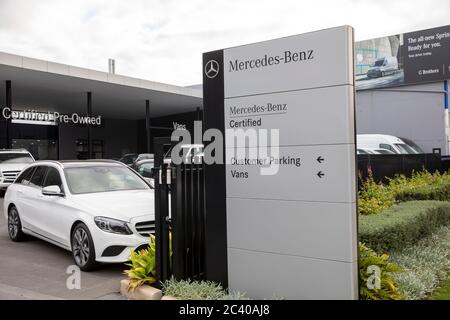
<box><xmin>153</xmin><ymin>138</ymin><xmax>172</xmax><ymax>283</ymax></box>
<box><xmin>357</xmin><ymin>151</ymin><xmax>442</xmax><ymax>185</ymax></box>
<box><xmin>152</xmin><ymin>137</ymin><xmax>206</xmax><ymax>284</ymax></box>
<box><xmin>170</xmin><ymin>162</ymin><xmax>206</xmax><ymax>281</ymax></box>
<box><xmin>441</xmin><ymin>155</ymin><xmax>450</xmax><ymax>173</ymax></box>
<box><xmin>153</xmin><ymin>138</ymin><xmax>445</xmax><ymax>282</ymax></box>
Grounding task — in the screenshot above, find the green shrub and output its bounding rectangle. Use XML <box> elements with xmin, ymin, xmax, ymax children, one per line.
<box><xmin>358</xmin><ymin>177</ymin><xmax>394</xmax><ymax>215</ymax></box>
<box><xmin>431</xmin><ymin>273</ymin><xmax>450</xmax><ymax>300</ymax></box>
<box><xmin>359</xmin><ymin>201</ymin><xmax>450</xmax><ymax>253</ymax></box>
<box><xmin>358</xmin><ymin>243</ymin><xmax>404</xmax><ymax>300</ymax></box>
<box><xmin>391</xmin><ymin>226</ymin><xmax>450</xmax><ymax>300</ymax></box>
<box><xmin>388</xmin><ymin>171</ymin><xmax>450</xmax><ymax>202</ymax></box>
<box><xmin>395</xmin><ymin>183</ymin><xmax>450</xmax><ymax>202</ymax></box>
<box><xmin>358</xmin><ymin>171</ymin><xmax>450</xmax><ymax>216</ymax></box>
<box><xmin>388</xmin><ymin>171</ymin><xmax>435</xmax><ymax>194</ymax></box>
<box><xmin>161</xmin><ymin>278</ymin><xmax>248</xmax><ymax>300</ymax></box>
<box><xmin>124</xmin><ymin>233</ymin><xmax>173</xmax><ymax>291</ymax></box>
<box><xmin>124</xmin><ymin>235</ymin><xmax>157</xmax><ymax>291</ymax></box>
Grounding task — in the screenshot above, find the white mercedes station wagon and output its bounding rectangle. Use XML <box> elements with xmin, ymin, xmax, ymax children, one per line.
<box><xmin>4</xmin><ymin>160</ymin><xmax>155</xmax><ymax>271</ymax></box>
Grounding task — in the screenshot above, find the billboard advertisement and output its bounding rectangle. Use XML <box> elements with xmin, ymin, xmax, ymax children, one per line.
<box><xmin>355</xmin><ymin>25</ymin><xmax>450</xmax><ymax>90</ymax></box>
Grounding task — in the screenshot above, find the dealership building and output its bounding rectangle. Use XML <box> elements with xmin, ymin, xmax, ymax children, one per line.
<box><xmin>0</xmin><ymin>51</ymin><xmax>202</xmax><ymax>160</ymax></box>
<box><xmin>1</xmin><ymin>24</ymin><xmax>449</xmax><ymax>161</ymax></box>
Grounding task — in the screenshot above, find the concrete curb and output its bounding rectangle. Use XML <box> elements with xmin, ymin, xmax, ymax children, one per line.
<box><xmin>161</xmin><ymin>295</ymin><xmax>178</xmax><ymax>300</ymax></box>
<box><xmin>120</xmin><ymin>279</ymin><xmax>178</xmax><ymax>300</ymax></box>
<box><xmin>120</xmin><ymin>279</ymin><xmax>162</xmax><ymax>300</ymax></box>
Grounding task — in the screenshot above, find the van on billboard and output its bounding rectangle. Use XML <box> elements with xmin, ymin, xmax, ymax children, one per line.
<box><xmin>355</xmin><ymin>25</ymin><xmax>450</xmax><ymax>90</ymax></box>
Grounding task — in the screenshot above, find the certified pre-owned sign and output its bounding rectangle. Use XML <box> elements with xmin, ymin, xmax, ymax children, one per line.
<box><xmin>1</xmin><ymin>107</ymin><xmax>102</xmax><ymax>126</ymax></box>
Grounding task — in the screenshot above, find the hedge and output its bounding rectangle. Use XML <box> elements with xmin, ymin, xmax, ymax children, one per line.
<box><xmin>395</xmin><ymin>183</ymin><xmax>450</xmax><ymax>202</ymax></box>
<box><xmin>358</xmin><ymin>201</ymin><xmax>450</xmax><ymax>253</ymax></box>
<box><xmin>431</xmin><ymin>273</ymin><xmax>450</xmax><ymax>300</ymax></box>
<box><xmin>358</xmin><ymin>171</ymin><xmax>450</xmax><ymax>215</ymax></box>
<box><xmin>390</xmin><ymin>226</ymin><xmax>450</xmax><ymax>300</ymax></box>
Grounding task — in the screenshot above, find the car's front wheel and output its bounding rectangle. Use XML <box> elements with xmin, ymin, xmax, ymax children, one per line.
<box><xmin>71</xmin><ymin>223</ymin><xmax>98</xmax><ymax>271</ymax></box>
<box><xmin>8</xmin><ymin>206</ymin><xmax>26</xmax><ymax>242</ymax></box>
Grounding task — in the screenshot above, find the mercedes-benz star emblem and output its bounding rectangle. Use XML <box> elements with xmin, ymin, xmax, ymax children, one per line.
<box><xmin>205</xmin><ymin>60</ymin><xmax>219</xmax><ymax>79</ymax></box>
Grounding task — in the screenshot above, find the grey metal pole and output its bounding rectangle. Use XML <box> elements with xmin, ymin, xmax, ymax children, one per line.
<box><xmin>146</xmin><ymin>100</ymin><xmax>151</xmax><ymax>153</ymax></box>
<box><xmin>5</xmin><ymin>81</ymin><xmax>11</xmax><ymax>149</ymax></box>
<box><xmin>87</xmin><ymin>92</ymin><xmax>93</xmax><ymax>159</ymax></box>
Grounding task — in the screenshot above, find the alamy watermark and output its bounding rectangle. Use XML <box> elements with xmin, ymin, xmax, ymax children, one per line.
<box><xmin>366</xmin><ymin>265</ymin><xmax>381</xmax><ymax>290</ymax></box>
<box><xmin>66</xmin><ymin>265</ymin><xmax>81</xmax><ymax>290</ymax></box>
<box><xmin>170</xmin><ymin>120</ymin><xmax>284</xmax><ymax>175</ymax></box>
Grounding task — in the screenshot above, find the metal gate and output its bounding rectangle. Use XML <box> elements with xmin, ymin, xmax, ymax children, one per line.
<box><xmin>152</xmin><ymin>137</ymin><xmax>206</xmax><ymax>283</ymax></box>
<box><xmin>357</xmin><ymin>149</ymin><xmax>442</xmax><ymax>185</ymax></box>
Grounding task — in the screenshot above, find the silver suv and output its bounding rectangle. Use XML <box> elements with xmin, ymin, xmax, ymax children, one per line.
<box><xmin>0</xmin><ymin>149</ymin><xmax>35</xmax><ymax>190</ymax></box>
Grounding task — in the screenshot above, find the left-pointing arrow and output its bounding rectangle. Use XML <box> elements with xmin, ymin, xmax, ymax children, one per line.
<box><xmin>317</xmin><ymin>171</ymin><xmax>325</xmax><ymax>178</ymax></box>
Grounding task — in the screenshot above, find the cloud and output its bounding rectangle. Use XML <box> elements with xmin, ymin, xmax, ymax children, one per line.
<box><xmin>0</xmin><ymin>0</ymin><xmax>449</xmax><ymax>86</ymax></box>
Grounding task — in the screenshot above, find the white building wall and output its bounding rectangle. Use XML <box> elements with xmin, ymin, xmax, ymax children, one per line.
<box><xmin>356</xmin><ymin>82</ymin><xmax>448</xmax><ymax>154</ymax></box>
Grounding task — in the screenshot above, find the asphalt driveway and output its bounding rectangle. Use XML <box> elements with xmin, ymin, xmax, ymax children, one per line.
<box><xmin>0</xmin><ymin>198</ymin><xmax>125</xmax><ymax>300</ymax></box>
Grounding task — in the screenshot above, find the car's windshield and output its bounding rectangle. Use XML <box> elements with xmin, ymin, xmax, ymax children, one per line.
<box><xmin>64</xmin><ymin>165</ymin><xmax>149</xmax><ymax>194</ymax></box>
<box><xmin>394</xmin><ymin>143</ymin><xmax>415</xmax><ymax>154</ymax></box>
<box><xmin>400</xmin><ymin>138</ymin><xmax>423</xmax><ymax>154</ymax></box>
<box><xmin>373</xmin><ymin>59</ymin><xmax>385</xmax><ymax>67</ymax></box>
<box><xmin>120</xmin><ymin>154</ymin><xmax>137</xmax><ymax>165</ymax></box>
<box><xmin>0</xmin><ymin>153</ymin><xmax>34</xmax><ymax>164</ymax></box>
<box><xmin>408</xmin><ymin>146</ymin><xmax>421</xmax><ymax>154</ymax></box>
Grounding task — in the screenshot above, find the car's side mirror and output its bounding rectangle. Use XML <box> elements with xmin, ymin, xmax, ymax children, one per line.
<box><xmin>42</xmin><ymin>185</ymin><xmax>64</xmax><ymax>197</ymax></box>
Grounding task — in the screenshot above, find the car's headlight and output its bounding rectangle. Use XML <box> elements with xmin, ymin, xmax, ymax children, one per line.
<box><xmin>94</xmin><ymin>217</ymin><xmax>132</xmax><ymax>235</ymax></box>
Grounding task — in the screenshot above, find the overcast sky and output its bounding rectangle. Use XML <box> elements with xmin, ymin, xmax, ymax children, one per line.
<box><xmin>0</xmin><ymin>0</ymin><xmax>448</xmax><ymax>86</ymax></box>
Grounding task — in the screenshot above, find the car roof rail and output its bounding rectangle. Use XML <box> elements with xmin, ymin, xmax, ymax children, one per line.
<box><xmin>33</xmin><ymin>160</ymin><xmax>64</xmax><ymax>166</ymax></box>
<box><xmin>84</xmin><ymin>159</ymin><xmax>125</xmax><ymax>165</ymax></box>
<box><xmin>0</xmin><ymin>148</ymin><xmax>29</xmax><ymax>152</ymax></box>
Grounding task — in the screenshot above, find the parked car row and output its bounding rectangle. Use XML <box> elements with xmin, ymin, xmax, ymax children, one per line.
<box><xmin>357</xmin><ymin>134</ymin><xmax>424</xmax><ymax>155</ymax></box>
<box><xmin>0</xmin><ymin>137</ymin><xmax>421</xmax><ymax>272</ymax></box>
<box><xmin>118</xmin><ymin>137</ymin><xmax>420</xmax><ymax>162</ymax></box>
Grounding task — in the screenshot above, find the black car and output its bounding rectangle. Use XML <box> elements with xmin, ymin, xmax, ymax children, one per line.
<box><xmin>133</xmin><ymin>159</ymin><xmax>154</xmax><ymax>178</ymax></box>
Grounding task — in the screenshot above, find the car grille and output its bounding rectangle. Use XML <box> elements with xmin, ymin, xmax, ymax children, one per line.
<box><xmin>134</xmin><ymin>220</ymin><xmax>155</xmax><ymax>237</ymax></box>
<box><xmin>2</xmin><ymin>170</ymin><xmax>21</xmax><ymax>183</ymax></box>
